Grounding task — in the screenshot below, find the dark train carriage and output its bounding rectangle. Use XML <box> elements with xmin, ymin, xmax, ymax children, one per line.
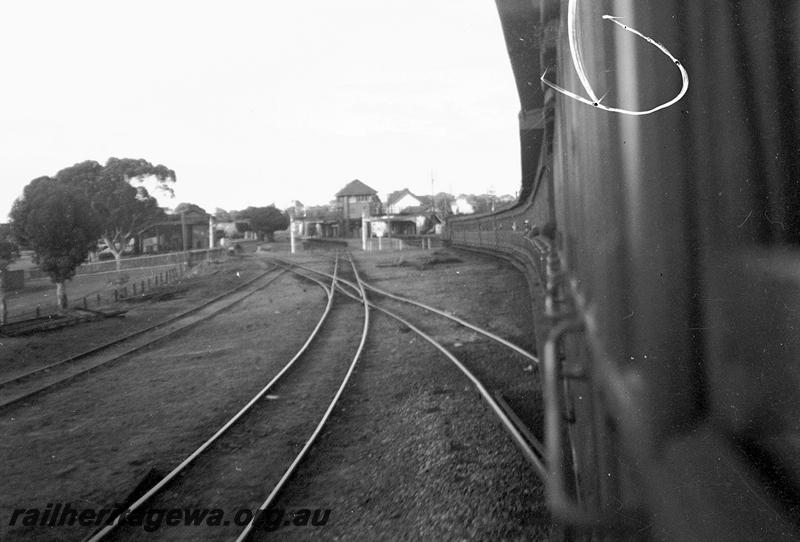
<box><xmin>448</xmin><ymin>1</ymin><xmax>800</xmax><ymax>539</ymax></box>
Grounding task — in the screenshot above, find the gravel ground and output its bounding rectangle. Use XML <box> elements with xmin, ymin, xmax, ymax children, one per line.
<box><xmin>0</xmin><ymin>258</ymin><xmax>261</xmax><ymax>380</ymax></box>
<box><xmin>3</xmin><ymin>263</ymin><xmax>188</xmax><ymax>323</ymax></box>
<box><xmin>1</xmin><ymin>256</ymin><xmax>327</xmax><ymax>541</ymax></box>
<box><xmin>250</xmin><ymin>250</ymin><xmax>550</xmax><ymax>541</ymax></box>
<box><xmin>1</xmin><ymin>248</ymin><xmax>551</xmax><ymax>541</ymax></box>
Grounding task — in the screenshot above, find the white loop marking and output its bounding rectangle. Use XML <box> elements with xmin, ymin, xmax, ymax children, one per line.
<box><xmin>567</xmin><ymin>0</ymin><xmax>601</xmax><ymax>105</ymax></box>
<box><xmin>542</xmin><ymin>1</ymin><xmax>689</xmax><ymax>116</ymax></box>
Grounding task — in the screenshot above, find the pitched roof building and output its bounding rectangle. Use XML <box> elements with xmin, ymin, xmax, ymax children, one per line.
<box><xmin>335</xmin><ymin>179</ymin><xmax>382</xmax><ymax>224</ymax></box>
<box><xmin>386</xmin><ymin>188</ymin><xmax>431</xmax><ymax>215</ymax></box>
<box><xmin>335</xmin><ymin>179</ymin><xmax>378</xmax><ymax>198</ymax></box>
<box><xmin>299</xmin><ymin>179</ymin><xmax>381</xmax><ymax>238</ymax></box>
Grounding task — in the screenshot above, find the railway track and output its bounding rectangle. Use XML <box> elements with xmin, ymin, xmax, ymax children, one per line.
<box><xmin>270</xmin><ymin>256</ymin><xmax>547</xmax><ymax>480</ymax></box>
<box><xmin>6</xmin><ymin>251</ymin><xmax>541</xmax><ymax>540</ymax></box>
<box><xmin>84</xmin><ymin>252</ymin><xmax>371</xmax><ymax>541</ymax></box>
<box><xmin>0</xmin><ymin>264</ymin><xmax>286</xmax><ymax>411</ymax></box>
<box><xmin>273</xmin><ymin>255</ymin><xmax>538</xmax><ymax>365</ymax></box>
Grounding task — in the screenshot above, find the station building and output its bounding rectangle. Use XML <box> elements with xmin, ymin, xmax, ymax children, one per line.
<box><xmin>298</xmin><ymin>180</ymin><xmax>442</xmax><ymax>239</ymax></box>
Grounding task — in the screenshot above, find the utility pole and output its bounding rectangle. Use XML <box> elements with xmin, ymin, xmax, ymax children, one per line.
<box><xmin>431</xmin><ymin>170</ymin><xmax>435</xmax><ymax>212</ymax></box>
<box><xmin>180</xmin><ymin>210</ymin><xmax>188</xmax><ymax>253</ymax></box>
<box><xmin>361</xmin><ymin>212</ymin><xmax>367</xmax><ymax>251</ymax></box>
<box><xmin>290</xmin><ymin>214</ymin><xmax>296</xmax><ymax>254</ymax></box>
<box><xmin>344</xmin><ymin>197</ymin><xmax>350</xmax><ymax>238</ymax></box>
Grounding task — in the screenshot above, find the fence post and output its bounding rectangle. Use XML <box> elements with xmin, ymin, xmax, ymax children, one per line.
<box><xmin>114</xmin><ymin>289</ymin><xmax>118</xmax><ymax>302</ymax></box>
<box><xmin>133</xmin><ymin>283</ymin><xmax>137</xmax><ymax>295</ymax></box>
<box><xmin>1</xmin><ymin>299</ymin><xmax>6</xmax><ymax>325</ymax></box>
<box><xmin>36</xmin><ymin>306</ymin><xmax>41</xmax><ymax>318</ymax></box>
<box><xmin>97</xmin><ymin>293</ymin><xmax>101</xmax><ymax>305</ymax></box>
<box><xmin>83</xmin><ymin>297</ymin><xmax>88</xmax><ymax>309</ymax></box>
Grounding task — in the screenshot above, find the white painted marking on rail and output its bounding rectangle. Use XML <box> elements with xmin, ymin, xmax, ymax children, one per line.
<box><xmin>541</xmin><ymin>0</ymin><xmax>689</xmax><ymax>116</ymax></box>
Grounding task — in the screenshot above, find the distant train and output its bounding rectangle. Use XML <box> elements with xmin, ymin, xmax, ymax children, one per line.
<box><xmin>447</xmin><ymin>1</ymin><xmax>800</xmax><ymax>540</ymax></box>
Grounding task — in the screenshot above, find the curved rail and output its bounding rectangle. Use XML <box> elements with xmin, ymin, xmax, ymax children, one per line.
<box><xmin>0</xmin><ymin>267</ymin><xmax>289</xmax><ymax>411</ymax></box>
<box><xmin>270</xmin><ymin>255</ymin><xmax>539</xmax><ymax>365</ymax></box>
<box><xmin>273</xmin><ymin>259</ymin><xmax>547</xmax><ymax>481</ymax></box>
<box><xmin>362</xmin><ymin>282</ymin><xmax>538</xmax><ymax>364</ymax></box>
<box><xmin>236</xmin><ymin>251</ymin><xmax>370</xmax><ymax>541</ymax></box>
<box><xmin>85</xmin><ymin>257</ymin><xmax>340</xmax><ymax>542</ymax></box>
<box><xmin>0</xmin><ymin>264</ymin><xmax>278</xmax><ymax>389</ymax></box>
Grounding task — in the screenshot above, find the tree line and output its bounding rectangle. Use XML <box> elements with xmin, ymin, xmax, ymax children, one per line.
<box><xmin>1</xmin><ymin>158</ymin><xmax>175</xmax><ymax>314</ymax></box>
<box><xmin>0</xmin><ymin>157</ymin><xmax>288</xmax><ymax>317</ymax></box>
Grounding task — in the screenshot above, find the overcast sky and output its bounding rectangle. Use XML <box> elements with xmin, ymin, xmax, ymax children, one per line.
<box><xmin>0</xmin><ymin>0</ymin><xmax>521</xmax><ymax>220</ymax></box>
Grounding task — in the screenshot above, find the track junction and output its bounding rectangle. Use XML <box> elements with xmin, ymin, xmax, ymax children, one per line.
<box><xmin>1</xmin><ymin>247</ymin><xmax>549</xmax><ymax>541</ymax></box>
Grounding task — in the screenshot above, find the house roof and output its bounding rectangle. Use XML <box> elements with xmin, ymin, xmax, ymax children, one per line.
<box><xmin>386</xmin><ymin>188</ymin><xmax>419</xmax><ymax>207</ymax></box>
<box><xmin>336</xmin><ymin>179</ymin><xmax>378</xmax><ymax>197</ymax></box>
<box><xmin>385</xmin><ymin>189</ymin><xmax>437</xmax><ymax>209</ymax></box>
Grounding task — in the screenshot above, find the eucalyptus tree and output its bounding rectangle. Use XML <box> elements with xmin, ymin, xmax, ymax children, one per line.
<box><xmin>10</xmin><ymin>177</ymin><xmax>100</xmax><ymax>309</ymax></box>
<box><xmin>57</xmin><ymin>157</ymin><xmax>176</xmax><ymax>270</ymax></box>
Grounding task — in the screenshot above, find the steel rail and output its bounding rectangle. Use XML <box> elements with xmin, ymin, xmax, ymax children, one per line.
<box><xmin>270</xmin><ymin>255</ymin><xmax>539</xmax><ymax>365</ymax></box>
<box><xmin>0</xmin><ymin>264</ymin><xmax>278</xmax><ymax>389</ymax></box>
<box><xmin>449</xmin><ymin>237</ymin><xmax>650</xmax><ymax>531</ymax></box>
<box><xmin>236</xmin><ymin>252</ymin><xmax>370</xmax><ymax>541</ymax></box>
<box><xmin>272</xmin><ymin>260</ymin><xmax>548</xmax><ymax>481</ymax></box>
<box><xmin>84</xmin><ymin>257</ymin><xmax>340</xmax><ymax>542</ymax></box>
<box><xmin>0</xmin><ymin>268</ymin><xmax>290</xmax><ymax>411</ymax></box>
<box><xmin>361</xmin><ymin>282</ymin><xmax>538</xmax><ymax>364</ymax></box>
